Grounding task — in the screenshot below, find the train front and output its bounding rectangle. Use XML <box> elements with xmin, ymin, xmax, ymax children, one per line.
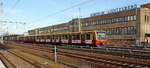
<box><xmin>95</xmin><ymin>32</ymin><xmax>109</xmax><ymax>46</ymax></box>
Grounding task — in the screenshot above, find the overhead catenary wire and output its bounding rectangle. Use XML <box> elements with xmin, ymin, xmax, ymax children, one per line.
<box><xmin>32</xmin><ymin>0</ymin><xmax>94</xmax><ymax>23</ymax></box>
<box><xmin>11</xmin><ymin>0</ymin><xmax>21</xmax><ymax>9</ymax></box>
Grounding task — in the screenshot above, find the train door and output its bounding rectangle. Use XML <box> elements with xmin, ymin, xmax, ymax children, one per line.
<box><xmin>58</xmin><ymin>34</ymin><xmax>61</xmax><ymax>43</ymax></box>
<box><xmin>68</xmin><ymin>34</ymin><xmax>72</xmax><ymax>44</ymax></box>
<box><xmin>30</xmin><ymin>36</ymin><xmax>32</xmax><ymax>43</ymax></box>
<box><xmin>65</xmin><ymin>34</ymin><xmax>69</xmax><ymax>43</ymax></box>
<box><xmin>55</xmin><ymin>35</ymin><xmax>59</xmax><ymax>43</ymax></box>
<box><xmin>71</xmin><ymin>33</ymin><xmax>81</xmax><ymax>44</ymax></box>
<box><xmin>60</xmin><ymin>34</ymin><xmax>63</xmax><ymax>43</ymax></box>
<box><xmin>81</xmin><ymin>33</ymin><xmax>85</xmax><ymax>45</ymax></box>
<box><xmin>61</xmin><ymin>34</ymin><xmax>68</xmax><ymax>44</ymax></box>
<box><xmin>26</xmin><ymin>36</ymin><xmax>29</xmax><ymax>42</ymax></box>
<box><xmin>49</xmin><ymin>35</ymin><xmax>52</xmax><ymax>43</ymax></box>
<box><xmin>46</xmin><ymin>35</ymin><xmax>51</xmax><ymax>43</ymax></box>
<box><xmin>39</xmin><ymin>36</ymin><xmax>42</xmax><ymax>43</ymax></box>
<box><xmin>35</xmin><ymin>36</ymin><xmax>39</xmax><ymax>43</ymax></box>
<box><xmin>85</xmin><ymin>32</ymin><xmax>94</xmax><ymax>45</ymax></box>
<box><xmin>145</xmin><ymin>33</ymin><xmax>150</xmax><ymax>45</ymax></box>
<box><xmin>53</xmin><ymin>35</ymin><xmax>56</xmax><ymax>43</ymax></box>
<box><xmin>43</xmin><ymin>35</ymin><xmax>47</xmax><ymax>43</ymax></box>
<box><xmin>32</xmin><ymin>36</ymin><xmax>36</xmax><ymax>43</ymax></box>
<box><xmin>51</xmin><ymin>35</ymin><xmax>54</xmax><ymax>43</ymax></box>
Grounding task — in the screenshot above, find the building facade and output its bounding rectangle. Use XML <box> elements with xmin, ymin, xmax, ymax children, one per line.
<box><xmin>28</xmin><ymin>3</ymin><xmax>150</xmax><ymax>44</ymax></box>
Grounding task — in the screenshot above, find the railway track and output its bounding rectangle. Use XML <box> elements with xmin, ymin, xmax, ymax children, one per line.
<box><xmin>8</xmin><ymin>50</ymin><xmax>45</xmax><ymax>68</ymax></box>
<box><xmin>27</xmin><ymin>43</ymin><xmax>150</xmax><ymax>60</ymax></box>
<box><xmin>0</xmin><ymin>44</ymin><xmax>16</xmax><ymax>68</ymax></box>
<box><xmin>0</xmin><ymin>50</ymin><xmax>42</xmax><ymax>68</ymax></box>
<box><xmin>38</xmin><ymin>44</ymin><xmax>150</xmax><ymax>59</ymax></box>
<box><xmin>12</xmin><ymin>42</ymin><xmax>150</xmax><ymax>59</ymax></box>
<box><xmin>0</xmin><ymin>43</ymin><xmax>45</xmax><ymax>68</ymax></box>
<box><xmin>0</xmin><ymin>53</ymin><xmax>16</xmax><ymax>68</ymax></box>
<box><xmin>59</xmin><ymin>51</ymin><xmax>147</xmax><ymax>68</ymax></box>
<box><xmin>57</xmin><ymin>48</ymin><xmax>150</xmax><ymax>68</ymax></box>
<box><xmin>59</xmin><ymin>46</ymin><xmax>150</xmax><ymax>59</ymax></box>
<box><xmin>7</xmin><ymin>43</ymin><xmax>150</xmax><ymax>68</ymax></box>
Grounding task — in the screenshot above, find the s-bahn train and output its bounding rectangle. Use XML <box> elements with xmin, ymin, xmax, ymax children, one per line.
<box><xmin>145</xmin><ymin>33</ymin><xmax>150</xmax><ymax>44</ymax></box>
<box><xmin>4</xmin><ymin>31</ymin><xmax>109</xmax><ymax>47</ymax></box>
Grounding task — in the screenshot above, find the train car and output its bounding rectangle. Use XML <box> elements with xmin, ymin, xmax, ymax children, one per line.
<box><xmin>60</xmin><ymin>33</ymin><xmax>70</xmax><ymax>44</ymax></box>
<box><xmin>81</xmin><ymin>31</ymin><xmax>109</xmax><ymax>46</ymax></box>
<box><xmin>145</xmin><ymin>33</ymin><xmax>150</xmax><ymax>44</ymax></box>
<box><xmin>5</xmin><ymin>31</ymin><xmax>109</xmax><ymax>47</ymax></box>
<box><xmin>45</xmin><ymin>34</ymin><xmax>51</xmax><ymax>43</ymax></box>
<box><xmin>71</xmin><ymin>32</ymin><xmax>82</xmax><ymax>44</ymax></box>
<box><xmin>35</xmin><ymin>35</ymin><xmax>45</xmax><ymax>44</ymax></box>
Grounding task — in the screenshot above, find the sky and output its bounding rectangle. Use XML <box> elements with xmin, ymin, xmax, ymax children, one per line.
<box><xmin>1</xmin><ymin>0</ymin><xmax>150</xmax><ymax>34</ymax></box>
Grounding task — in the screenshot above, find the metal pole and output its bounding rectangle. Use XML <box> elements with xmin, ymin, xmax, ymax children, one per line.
<box><xmin>135</xmin><ymin>8</ymin><xmax>138</xmax><ymax>46</ymax></box>
<box><xmin>54</xmin><ymin>45</ymin><xmax>57</xmax><ymax>63</ymax></box>
<box><xmin>0</xmin><ymin>0</ymin><xmax>3</xmax><ymax>44</ymax></box>
<box><xmin>78</xmin><ymin>8</ymin><xmax>81</xmax><ymax>32</ymax></box>
<box><xmin>0</xmin><ymin>36</ymin><xmax>3</xmax><ymax>44</ymax></box>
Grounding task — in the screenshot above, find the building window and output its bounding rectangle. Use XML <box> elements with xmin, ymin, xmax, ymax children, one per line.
<box><xmin>131</xmin><ymin>15</ymin><xmax>134</xmax><ymax>21</ymax></box>
<box><xmin>95</xmin><ymin>21</ymin><xmax>98</xmax><ymax>25</ymax></box>
<box><xmin>145</xmin><ymin>15</ymin><xmax>147</xmax><ymax>22</ymax></box>
<box><xmin>145</xmin><ymin>15</ymin><xmax>149</xmax><ymax>22</ymax></box>
<box><xmin>124</xmin><ymin>27</ymin><xmax>128</xmax><ymax>34</ymax></box>
<box><xmin>133</xmin><ymin>15</ymin><xmax>136</xmax><ymax>21</ymax></box>
<box><xmin>108</xmin><ymin>18</ymin><xmax>111</xmax><ymax>24</ymax></box>
<box><xmin>148</xmin><ymin>16</ymin><xmax>149</xmax><ymax>22</ymax></box>
<box><xmin>128</xmin><ymin>16</ymin><xmax>131</xmax><ymax>21</ymax></box>
<box><xmin>125</xmin><ymin>16</ymin><xmax>128</xmax><ymax>22</ymax></box>
<box><xmin>116</xmin><ymin>27</ymin><xmax>119</xmax><ymax>34</ymax></box>
<box><xmin>112</xmin><ymin>18</ymin><xmax>114</xmax><ymax>23</ymax></box>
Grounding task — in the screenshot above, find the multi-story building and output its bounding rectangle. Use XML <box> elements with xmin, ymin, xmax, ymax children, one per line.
<box><xmin>28</xmin><ymin>3</ymin><xmax>150</xmax><ymax>44</ymax></box>
<box><xmin>28</xmin><ymin>22</ymin><xmax>71</xmax><ymax>35</ymax></box>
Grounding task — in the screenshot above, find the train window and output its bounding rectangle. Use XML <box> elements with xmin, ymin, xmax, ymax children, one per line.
<box><xmin>61</xmin><ymin>35</ymin><xmax>64</xmax><ymax>39</ymax></box>
<box><xmin>86</xmin><ymin>34</ymin><xmax>91</xmax><ymax>40</ymax></box>
<box><xmin>55</xmin><ymin>36</ymin><xmax>57</xmax><ymax>39</ymax></box>
<box><xmin>56</xmin><ymin>36</ymin><xmax>58</xmax><ymax>39</ymax></box>
<box><xmin>64</xmin><ymin>35</ymin><xmax>68</xmax><ymax>40</ymax></box>
<box><xmin>48</xmin><ymin>36</ymin><xmax>51</xmax><ymax>39</ymax></box>
<box><xmin>125</xmin><ymin>16</ymin><xmax>128</xmax><ymax>21</ymax></box>
<box><xmin>97</xmin><ymin>32</ymin><xmax>106</xmax><ymax>40</ymax></box>
<box><xmin>72</xmin><ymin>34</ymin><xmax>80</xmax><ymax>40</ymax></box>
<box><xmin>43</xmin><ymin>36</ymin><xmax>46</xmax><ymax>39</ymax></box>
<box><xmin>72</xmin><ymin>35</ymin><xmax>75</xmax><ymax>40</ymax></box>
<box><xmin>76</xmin><ymin>35</ymin><xmax>80</xmax><ymax>40</ymax></box>
<box><xmin>52</xmin><ymin>36</ymin><xmax>54</xmax><ymax>39</ymax></box>
<box><xmin>40</xmin><ymin>36</ymin><xmax>42</xmax><ymax>39</ymax></box>
<box><xmin>54</xmin><ymin>36</ymin><xmax>56</xmax><ymax>39</ymax></box>
<box><xmin>37</xmin><ymin>36</ymin><xmax>40</xmax><ymax>39</ymax></box>
<box><xmin>128</xmin><ymin>16</ymin><xmax>131</xmax><ymax>21</ymax></box>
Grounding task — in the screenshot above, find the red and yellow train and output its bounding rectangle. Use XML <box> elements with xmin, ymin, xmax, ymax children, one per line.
<box><xmin>4</xmin><ymin>31</ymin><xmax>109</xmax><ymax>47</ymax></box>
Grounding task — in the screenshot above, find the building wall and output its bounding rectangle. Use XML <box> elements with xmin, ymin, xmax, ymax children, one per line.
<box><xmin>39</xmin><ymin>27</ymin><xmax>49</xmax><ymax>34</ymax></box>
<box><xmin>139</xmin><ymin>8</ymin><xmax>150</xmax><ymax>43</ymax></box>
<box><xmin>81</xmin><ymin>9</ymin><xmax>137</xmax><ymax>41</ymax></box>
<box><xmin>28</xmin><ymin>29</ymin><xmax>39</xmax><ymax>35</ymax></box>
<box><xmin>51</xmin><ymin>23</ymin><xmax>70</xmax><ymax>34</ymax></box>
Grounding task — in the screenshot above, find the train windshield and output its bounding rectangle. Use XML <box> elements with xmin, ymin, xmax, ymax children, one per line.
<box><xmin>97</xmin><ymin>32</ymin><xmax>106</xmax><ymax>40</ymax></box>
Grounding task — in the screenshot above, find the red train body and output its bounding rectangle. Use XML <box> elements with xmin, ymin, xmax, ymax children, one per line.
<box><xmin>4</xmin><ymin>31</ymin><xmax>109</xmax><ymax>47</ymax></box>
